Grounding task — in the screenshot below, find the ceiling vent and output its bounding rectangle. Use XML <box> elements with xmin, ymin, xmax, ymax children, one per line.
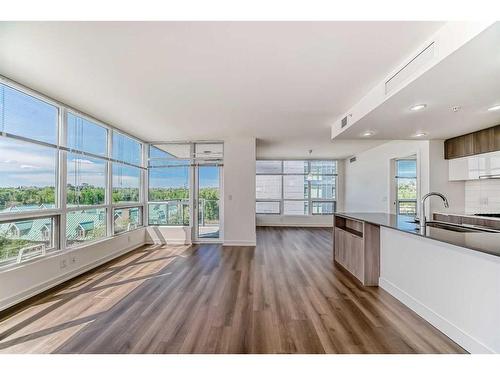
<box><xmin>341</xmin><ymin>116</ymin><xmax>348</xmax><ymax>128</ymax></box>
<box><xmin>385</xmin><ymin>42</ymin><xmax>435</xmax><ymax>95</ymax></box>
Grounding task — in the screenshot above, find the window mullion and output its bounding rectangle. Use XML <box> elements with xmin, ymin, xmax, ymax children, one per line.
<box><xmin>280</xmin><ymin>171</ymin><xmax>284</xmax><ymax>217</ymax></box>
<box><xmin>59</xmin><ymin>107</ymin><xmax>67</xmax><ymax>250</ymax></box>
<box><xmin>142</xmin><ymin>143</ymin><xmax>149</xmax><ymax>228</ymax></box>
<box><xmin>308</xmin><ymin>161</ymin><xmax>312</xmax><ymax>215</ymax></box>
<box><xmin>107</xmin><ymin>129</ymin><xmax>113</xmax><ymax>237</ymax></box>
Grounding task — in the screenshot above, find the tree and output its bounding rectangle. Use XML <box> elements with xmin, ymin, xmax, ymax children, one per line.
<box><xmin>199</xmin><ymin>188</ymin><xmax>219</xmax><ymax>223</ymax></box>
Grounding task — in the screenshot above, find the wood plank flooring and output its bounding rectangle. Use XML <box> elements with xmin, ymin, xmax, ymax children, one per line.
<box><xmin>0</xmin><ymin>227</ymin><xmax>466</xmax><ymax>354</ymax></box>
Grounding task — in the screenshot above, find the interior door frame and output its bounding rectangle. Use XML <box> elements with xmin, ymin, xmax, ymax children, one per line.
<box><xmin>192</xmin><ymin>163</ymin><xmax>224</xmax><ymax>244</ymax></box>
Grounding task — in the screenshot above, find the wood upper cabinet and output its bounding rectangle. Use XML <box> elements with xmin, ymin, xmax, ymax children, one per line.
<box><xmin>495</xmin><ymin>126</ymin><xmax>500</xmax><ymax>150</ymax></box>
<box><xmin>445</xmin><ymin>134</ymin><xmax>474</xmax><ymax>159</ymax></box>
<box><xmin>474</xmin><ymin>127</ymin><xmax>496</xmax><ymax>154</ymax></box>
<box><xmin>444</xmin><ymin>137</ymin><xmax>460</xmax><ymax>159</ymax></box>
<box><xmin>445</xmin><ymin>124</ymin><xmax>500</xmax><ymax>159</ymax></box>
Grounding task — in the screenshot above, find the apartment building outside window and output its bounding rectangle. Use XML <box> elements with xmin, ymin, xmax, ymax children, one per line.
<box><xmin>256</xmin><ymin>160</ymin><xmax>337</xmax><ymax>216</ymax></box>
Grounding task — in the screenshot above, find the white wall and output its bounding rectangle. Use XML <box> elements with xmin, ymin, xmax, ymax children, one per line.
<box><xmin>380</xmin><ymin>227</ymin><xmax>500</xmax><ymax>353</ymax></box>
<box><xmin>256</xmin><ymin>215</ymin><xmax>333</xmax><ymax>227</ymax></box>
<box><xmin>344</xmin><ymin>139</ymin><xmax>464</xmax><ymax>215</ymax></box>
<box><xmin>0</xmin><ymin>228</ymin><xmax>147</xmax><ymax>311</ymax></box>
<box><xmin>145</xmin><ymin>226</ymin><xmax>192</xmax><ymax>245</ymax></box>
<box><xmin>344</xmin><ymin>140</ymin><xmax>430</xmax><ymax>213</ymax></box>
<box><xmin>223</xmin><ymin>137</ymin><xmax>257</xmax><ymax>246</ymax></box>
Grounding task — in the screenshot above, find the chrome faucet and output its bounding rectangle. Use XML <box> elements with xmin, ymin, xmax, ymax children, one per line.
<box><xmin>420</xmin><ymin>192</ymin><xmax>449</xmax><ymax>234</ymax></box>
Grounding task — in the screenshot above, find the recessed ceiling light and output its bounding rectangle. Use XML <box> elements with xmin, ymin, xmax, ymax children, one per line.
<box><xmin>487</xmin><ymin>104</ymin><xmax>500</xmax><ymax>112</ymax></box>
<box><xmin>414</xmin><ymin>132</ymin><xmax>427</xmax><ymax>137</ymax></box>
<box><xmin>362</xmin><ymin>131</ymin><xmax>374</xmax><ymax>137</ymax></box>
<box><xmin>410</xmin><ymin>104</ymin><xmax>427</xmax><ymax>111</ymax></box>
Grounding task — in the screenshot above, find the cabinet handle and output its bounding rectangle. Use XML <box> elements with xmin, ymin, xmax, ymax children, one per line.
<box><xmin>479</xmin><ymin>174</ymin><xmax>500</xmax><ymax>179</ymax></box>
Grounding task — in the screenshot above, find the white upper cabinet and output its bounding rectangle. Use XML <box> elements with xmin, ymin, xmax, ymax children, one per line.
<box><xmin>449</xmin><ymin>156</ymin><xmax>479</xmax><ymax>180</ymax></box>
<box><xmin>449</xmin><ymin>151</ymin><xmax>500</xmax><ymax>180</ymax></box>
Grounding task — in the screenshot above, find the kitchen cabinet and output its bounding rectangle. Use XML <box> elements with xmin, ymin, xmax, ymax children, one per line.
<box><xmin>474</xmin><ymin>127</ymin><xmax>496</xmax><ymax>154</ymax></box>
<box><xmin>448</xmin><ymin>156</ymin><xmax>479</xmax><ymax>180</ymax></box>
<box><xmin>495</xmin><ymin>126</ymin><xmax>500</xmax><ymax>150</ymax></box>
<box><xmin>433</xmin><ymin>213</ymin><xmax>500</xmax><ymax>230</ymax></box>
<box><xmin>444</xmin><ymin>124</ymin><xmax>500</xmax><ymax>159</ymax></box>
<box><xmin>448</xmin><ymin>150</ymin><xmax>500</xmax><ymax>181</ymax></box>
<box><xmin>445</xmin><ymin>133</ymin><xmax>475</xmax><ymax>159</ymax></box>
<box><xmin>334</xmin><ymin>229</ymin><xmax>364</xmax><ymax>281</ymax></box>
<box><xmin>333</xmin><ymin>216</ymin><xmax>380</xmax><ymax>286</ymax></box>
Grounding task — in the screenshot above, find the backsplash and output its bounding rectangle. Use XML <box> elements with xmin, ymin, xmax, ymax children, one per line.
<box><xmin>465</xmin><ymin>179</ymin><xmax>500</xmax><ymax>214</ymax></box>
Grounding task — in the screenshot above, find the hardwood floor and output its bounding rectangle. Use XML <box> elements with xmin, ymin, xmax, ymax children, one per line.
<box><xmin>0</xmin><ymin>227</ymin><xmax>466</xmax><ymax>354</ymax></box>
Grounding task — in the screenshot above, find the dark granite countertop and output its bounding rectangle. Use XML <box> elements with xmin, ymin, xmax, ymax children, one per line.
<box><xmin>334</xmin><ymin>212</ymin><xmax>500</xmax><ymax>258</ymax></box>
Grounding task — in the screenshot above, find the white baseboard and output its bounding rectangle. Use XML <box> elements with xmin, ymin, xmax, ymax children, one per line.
<box><xmin>256</xmin><ymin>223</ymin><xmax>333</xmax><ymax>228</ymax></box>
<box><xmin>146</xmin><ymin>239</ymin><xmax>191</xmax><ymax>245</ymax></box>
<box><xmin>0</xmin><ymin>242</ymin><xmax>145</xmax><ymax>312</ymax></box>
<box><xmin>148</xmin><ymin>238</ymin><xmax>257</xmax><ymax>246</ymax></box>
<box><xmin>379</xmin><ymin>277</ymin><xmax>494</xmax><ymax>354</ymax></box>
<box><xmin>167</xmin><ymin>239</ymin><xmax>191</xmax><ymax>245</ymax></box>
<box><xmin>223</xmin><ymin>240</ymin><xmax>257</xmax><ymax>246</ymax></box>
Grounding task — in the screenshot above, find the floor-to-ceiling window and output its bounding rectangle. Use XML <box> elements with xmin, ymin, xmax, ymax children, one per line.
<box><xmin>148</xmin><ymin>144</ymin><xmax>191</xmax><ymax>226</ymax></box>
<box><xmin>256</xmin><ymin>160</ymin><xmax>337</xmax><ymax>216</ymax></box>
<box><xmin>0</xmin><ymin>84</ymin><xmax>59</xmax><ymax>264</ymax></box>
<box><xmin>111</xmin><ymin>132</ymin><xmax>143</xmax><ymax>235</ymax></box>
<box><xmin>65</xmin><ymin>112</ymin><xmax>109</xmax><ymax>246</ymax></box>
<box><xmin>0</xmin><ymin>79</ymin><xmax>145</xmax><ymax>267</ymax></box>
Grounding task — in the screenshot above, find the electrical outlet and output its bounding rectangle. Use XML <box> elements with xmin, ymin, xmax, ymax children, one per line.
<box><xmin>60</xmin><ymin>259</ymin><xmax>67</xmax><ymax>269</ymax></box>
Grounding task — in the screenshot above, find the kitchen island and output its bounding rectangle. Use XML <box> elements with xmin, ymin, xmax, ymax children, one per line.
<box><xmin>334</xmin><ymin>212</ymin><xmax>500</xmax><ymax>354</ymax></box>
<box><xmin>335</xmin><ymin>212</ymin><xmax>500</xmax><ymax>257</ymax></box>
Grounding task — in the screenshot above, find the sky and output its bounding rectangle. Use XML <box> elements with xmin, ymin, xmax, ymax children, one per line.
<box><xmin>397</xmin><ymin>159</ymin><xmax>417</xmax><ymax>178</ymax></box>
<box><xmin>0</xmin><ymin>83</ymin><xmax>219</xmax><ymax>189</ymax></box>
<box><xmin>67</xmin><ymin>113</ymin><xmax>107</xmax><ymax>156</ymax></box>
<box><xmin>0</xmin><ymin>136</ymin><xmax>56</xmax><ymax>187</ymax></box>
<box><xmin>1</xmin><ymin>84</ymin><xmax>58</xmax><ymax>144</ymax></box>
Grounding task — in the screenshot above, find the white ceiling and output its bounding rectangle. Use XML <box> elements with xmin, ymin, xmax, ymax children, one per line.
<box><xmin>335</xmin><ymin>22</ymin><xmax>500</xmax><ymax>140</ymax></box>
<box><xmin>0</xmin><ymin>21</ymin><xmax>445</xmax><ymax>157</ymax></box>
